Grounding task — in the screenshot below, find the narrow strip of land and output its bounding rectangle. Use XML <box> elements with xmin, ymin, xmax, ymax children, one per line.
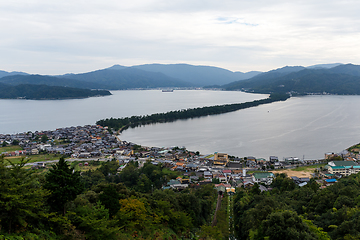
<box><xmin>98</xmin><ymin>93</ymin><xmax>290</xmax><ymax>131</ymax></box>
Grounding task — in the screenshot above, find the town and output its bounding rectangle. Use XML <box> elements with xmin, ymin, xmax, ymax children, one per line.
<box><xmin>1</xmin><ymin>124</ymin><xmax>359</xmax><ymax>193</ymax></box>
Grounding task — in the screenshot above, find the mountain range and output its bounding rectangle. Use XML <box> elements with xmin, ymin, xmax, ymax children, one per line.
<box><xmin>3</xmin><ymin>62</ymin><xmax>360</xmax><ymax>96</ymax></box>
<box><xmin>0</xmin><ymin>64</ymin><xmax>262</xmax><ymax>90</ymax></box>
<box><xmin>223</xmin><ymin>63</ymin><xmax>360</xmax><ymax>95</ymax></box>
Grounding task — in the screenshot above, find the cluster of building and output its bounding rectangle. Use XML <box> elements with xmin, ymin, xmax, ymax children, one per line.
<box><xmin>0</xmin><ymin>125</ymin><xmax>123</xmax><ymax>158</ymax></box>
<box><xmin>320</xmin><ymin>151</ymin><xmax>360</xmax><ymax>181</ymax></box>
<box><xmin>2</xmin><ymin>124</ymin><xmax>360</xmax><ymax>193</ymax></box>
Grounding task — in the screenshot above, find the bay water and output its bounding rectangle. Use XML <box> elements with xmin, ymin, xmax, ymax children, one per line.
<box><xmin>1</xmin><ymin>90</ymin><xmax>359</xmax><ymax>160</ymax></box>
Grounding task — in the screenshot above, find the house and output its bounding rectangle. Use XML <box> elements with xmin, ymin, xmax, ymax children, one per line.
<box><xmin>215</xmin><ymin>184</ymin><xmax>226</xmax><ymax>194</ymax></box>
<box><xmin>345</xmin><ymin>156</ymin><xmax>356</xmax><ymax>162</ymax></box>
<box><xmin>190</xmin><ymin>175</ymin><xmax>199</xmax><ymax>182</ymax></box>
<box><xmin>215</xmin><ymin>183</ymin><xmax>232</xmax><ymax>194</ymax></box>
<box><xmin>79</xmin><ymin>152</ymin><xmax>91</xmax><ymax>158</ymax></box>
<box><xmin>269</xmin><ymin>156</ymin><xmax>278</xmax><ymax>163</ymax></box>
<box><xmin>238</xmin><ymin>180</ymin><xmax>254</xmax><ymax>188</ymax></box>
<box><xmin>257</xmin><ymin>158</ymin><xmax>267</xmax><ymax>164</ymax></box>
<box><xmin>252</xmin><ymin>172</ymin><xmax>274</xmax><ymax>185</ymax></box>
<box><xmin>218</xmin><ymin>175</ymin><xmax>227</xmax><ymax>183</ymax></box>
<box><xmin>172</xmin><ymin>162</ymin><xmax>185</xmax><ymax>171</ymax></box>
<box><xmin>204</xmin><ymin>171</ymin><xmax>213</xmax><ymax>179</ymax></box>
<box><xmin>299</xmin><ymin>177</ymin><xmax>310</xmax><ymax>183</ymax></box>
<box><xmin>226</xmin><ymin>187</ymin><xmax>236</xmax><ymax>195</ymax></box>
<box><xmin>325</xmin><ymin>178</ymin><xmax>337</xmax><ymax>184</ymax></box>
<box><xmin>227</xmin><ymin>161</ymin><xmax>242</xmax><ymax>168</ymax></box>
<box><xmin>222</xmin><ymin>169</ymin><xmax>232</xmax><ymax>175</ymax></box>
<box><xmin>284</xmin><ymin>157</ymin><xmax>301</xmax><ymax>164</ymax></box>
<box><xmin>167</xmin><ymin>179</ymin><xmax>181</xmax><ymax>186</ymax></box>
<box><xmin>177</xmin><ymin>177</ymin><xmax>190</xmax><ymax>184</ymax></box>
<box><xmin>185</xmin><ymin>163</ymin><xmax>198</xmax><ymax>171</ymax></box>
<box><xmin>213</xmin><ymin>152</ymin><xmax>229</xmax><ymax>165</ymax></box>
<box><xmin>31</xmin><ymin>148</ymin><xmax>39</xmax><ymax>155</ymax></box>
<box><xmin>246</xmin><ymin>160</ymin><xmax>257</xmax><ymax>168</ymax></box>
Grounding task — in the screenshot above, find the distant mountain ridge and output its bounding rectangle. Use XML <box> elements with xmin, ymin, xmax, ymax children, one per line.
<box><xmin>224</xmin><ymin>63</ymin><xmax>360</xmax><ymax>95</ymax></box>
<box><xmin>0</xmin><ymin>70</ymin><xmax>28</xmax><ymax>79</ymax></box>
<box><xmin>60</xmin><ymin>67</ymin><xmax>192</xmax><ymax>89</ymax></box>
<box><xmin>128</xmin><ymin>63</ymin><xmax>261</xmax><ymax>86</ymax></box>
<box><xmin>1</xmin><ymin>63</ymin><xmax>356</xmax><ymax>93</ymax></box>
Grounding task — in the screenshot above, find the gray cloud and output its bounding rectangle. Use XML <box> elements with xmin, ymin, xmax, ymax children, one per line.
<box><xmin>1</xmin><ymin>0</ymin><xmax>360</xmax><ymax>74</ymax></box>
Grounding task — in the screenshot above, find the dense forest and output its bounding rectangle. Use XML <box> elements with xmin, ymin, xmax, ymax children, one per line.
<box><xmin>234</xmin><ymin>173</ymin><xmax>360</xmax><ymax>240</ymax></box>
<box><xmin>2</xmin><ymin>154</ymin><xmax>360</xmax><ymax>239</ymax></box>
<box><xmin>96</xmin><ymin>93</ymin><xmax>290</xmax><ymax>131</ymax></box>
<box><xmin>0</xmin><ymin>83</ymin><xmax>111</xmax><ymax>99</ymax></box>
<box><xmin>0</xmin><ymin>156</ymin><xmax>226</xmax><ymax>239</ymax></box>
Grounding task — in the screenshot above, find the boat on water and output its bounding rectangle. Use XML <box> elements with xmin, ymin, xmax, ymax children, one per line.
<box><xmin>162</xmin><ymin>89</ymin><xmax>174</xmax><ymax>92</ymax></box>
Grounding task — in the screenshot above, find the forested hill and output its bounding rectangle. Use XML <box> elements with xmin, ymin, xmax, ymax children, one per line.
<box><xmin>224</xmin><ymin>63</ymin><xmax>360</xmax><ymax>95</ymax></box>
<box><xmin>0</xmin><ymin>83</ymin><xmax>111</xmax><ymax>99</ymax></box>
<box><xmin>0</xmin><ymin>74</ymin><xmax>107</xmax><ymax>89</ymax></box>
<box><xmin>234</xmin><ymin>173</ymin><xmax>360</xmax><ymax>239</ymax></box>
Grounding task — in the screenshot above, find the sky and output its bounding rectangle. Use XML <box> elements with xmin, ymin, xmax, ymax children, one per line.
<box><xmin>1</xmin><ymin>0</ymin><xmax>360</xmax><ymax>75</ymax></box>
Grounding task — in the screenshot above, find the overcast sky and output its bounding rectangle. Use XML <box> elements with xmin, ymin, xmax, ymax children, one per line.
<box><xmin>1</xmin><ymin>0</ymin><xmax>360</xmax><ymax>74</ymax></box>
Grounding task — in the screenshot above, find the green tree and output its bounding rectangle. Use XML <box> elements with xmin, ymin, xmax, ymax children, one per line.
<box><xmin>260</xmin><ymin>210</ymin><xmax>317</xmax><ymax>240</ymax></box>
<box><xmin>98</xmin><ymin>184</ymin><xmax>121</xmax><ymax>217</ymax></box>
<box><xmin>0</xmin><ymin>156</ymin><xmax>49</xmax><ymax>233</ymax></box>
<box><xmin>44</xmin><ymin>157</ymin><xmax>83</xmax><ymax>214</ymax></box>
<box><xmin>74</xmin><ymin>202</ymin><xmax>120</xmax><ymax>240</ymax></box>
<box><xmin>251</xmin><ymin>183</ymin><xmax>261</xmax><ymax>195</ymax></box>
<box><xmin>41</xmin><ymin>135</ymin><xmax>48</xmax><ymax>143</ymax></box>
<box><xmin>212</xmin><ymin>178</ymin><xmax>220</xmax><ymax>184</ymax></box>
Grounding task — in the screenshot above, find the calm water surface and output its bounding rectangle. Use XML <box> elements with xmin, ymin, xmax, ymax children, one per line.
<box><xmin>1</xmin><ymin>90</ymin><xmax>359</xmax><ymax>160</ymax></box>
<box><xmin>0</xmin><ymin>90</ymin><xmax>265</xmax><ymax>133</ymax></box>
<box><xmin>121</xmin><ymin>95</ymin><xmax>360</xmax><ymax>160</ymax></box>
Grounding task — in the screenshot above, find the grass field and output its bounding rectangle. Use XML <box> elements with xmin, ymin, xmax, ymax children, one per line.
<box><xmin>291</xmin><ymin>163</ymin><xmax>326</xmax><ymax>171</ymax></box>
<box><xmin>4</xmin><ymin>154</ymin><xmax>66</xmax><ymax>165</ymax></box>
<box><xmin>0</xmin><ymin>145</ymin><xmax>23</xmax><ymax>152</ymax></box>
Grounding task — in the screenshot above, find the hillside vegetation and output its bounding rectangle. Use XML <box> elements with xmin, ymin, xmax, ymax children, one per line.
<box><xmin>0</xmin><ymin>83</ymin><xmax>111</xmax><ymax>99</ymax></box>
<box><xmin>0</xmin><ymin>156</ymin><xmax>219</xmax><ymax>239</ymax></box>
<box><xmin>234</xmin><ymin>173</ymin><xmax>360</xmax><ymax>239</ymax></box>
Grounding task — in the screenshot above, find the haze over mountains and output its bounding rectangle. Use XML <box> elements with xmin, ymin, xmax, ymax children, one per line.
<box><xmin>3</xmin><ymin>62</ymin><xmax>360</xmax><ymax>97</ymax></box>
<box><xmin>0</xmin><ymin>70</ymin><xmax>28</xmax><ymax>79</ymax></box>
